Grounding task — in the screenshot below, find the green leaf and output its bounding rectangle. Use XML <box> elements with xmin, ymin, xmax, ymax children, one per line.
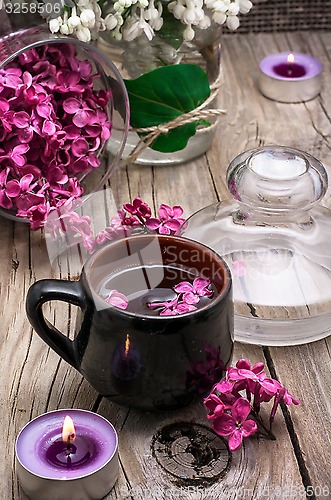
<box><xmin>157</xmin><ymin>10</ymin><xmax>184</xmax><ymax>50</ymax></box>
<box><xmin>125</xmin><ymin>64</ymin><xmax>210</xmax><ymax>153</ymax></box>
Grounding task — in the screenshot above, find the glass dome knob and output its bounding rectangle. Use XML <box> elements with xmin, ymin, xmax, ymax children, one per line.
<box><xmin>227</xmin><ymin>146</ymin><xmax>327</xmax><ymax>213</ymax></box>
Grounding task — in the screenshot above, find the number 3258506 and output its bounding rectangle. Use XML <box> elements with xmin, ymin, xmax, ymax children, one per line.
<box><xmin>5</xmin><ymin>2</ymin><xmax>62</xmax><ymax>15</ymax></box>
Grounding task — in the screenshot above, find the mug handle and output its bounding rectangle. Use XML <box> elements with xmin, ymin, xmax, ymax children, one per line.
<box><xmin>26</xmin><ymin>279</ymin><xmax>88</xmax><ymax>370</ymax></box>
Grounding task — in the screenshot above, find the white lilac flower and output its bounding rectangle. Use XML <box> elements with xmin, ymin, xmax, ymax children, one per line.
<box><xmin>205</xmin><ymin>0</ymin><xmax>226</xmax><ymax>12</ymax></box>
<box><xmin>238</xmin><ymin>0</ymin><xmax>252</xmax><ymax>15</ymax></box>
<box><xmin>49</xmin><ymin>17</ymin><xmax>62</xmax><ymax>33</ymax></box>
<box><xmin>169</xmin><ymin>1</ymin><xmax>185</xmax><ymax>21</ymax></box>
<box><xmin>148</xmin><ymin>1</ymin><xmax>163</xmax><ymax>30</ymax></box>
<box><xmin>198</xmin><ymin>14</ymin><xmax>211</xmax><ymax>29</ymax></box>
<box><xmin>104</xmin><ymin>13</ymin><xmax>119</xmax><ymax>30</ymax></box>
<box><xmin>206</xmin><ymin>0</ymin><xmax>242</xmax><ymax>27</ymax></box>
<box><xmin>60</xmin><ymin>11</ymin><xmax>73</xmax><ymax>34</ymax></box>
<box><xmin>44</xmin><ymin>0</ymin><xmax>254</xmax><ymax>42</ymax></box>
<box><xmin>68</xmin><ymin>7</ymin><xmax>82</xmax><ymax>29</ymax></box>
<box><xmin>122</xmin><ymin>16</ymin><xmax>140</xmax><ymax>41</ymax></box>
<box><xmin>227</xmin><ymin>2</ymin><xmax>239</xmax><ymax>15</ymax></box>
<box><xmin>212</xmin><ymin>11</ymin><xmax>226</xmax><ymax>25</ymax></box>
<box><xmin>80</xmin><ymin>8</ymin><xmax>96</xmax><ymax>28</ymax></box>
<box><xmin>60</xmin><ymin>23</ymin><xmax>71</xmax><ymax>35</ymax></box>
<box><xmin>183</xmin><ymin>25</ymin><xmax>194</xmax><ymax>41</ymax></box>
<box><xmin>182</xmin><ymin>7</ymin><xmax>196</xmax><ymax>25</ymax></box>
<box><xmin>114</xmin><ymin>0</ymin><xmax>134</xmax><ymax>12</ymax></box>
<box><xmin>92</xmin><ymin>1</ymin><xmax>103</xmax><ymax>18</ymax></box>
<box><xmin>144</xmin><ymin>0</ymin><xmax>158</xmax><ymax>21</ymax></box>
<box><xmin>226</xmin><ymin>14</ymin><xmax>239</xmax><ymax>29</ymax></box>
<box><xmin>76</xmin><ymin>25</ymin><xmax>92</xmax><ymax>41</ymax></box>
<box><xmin>91</xmin><ymin>1</ymin><xmax>107</xmax><ymax>33</ymax></box>
<box><xmin>123</xmin><ymin>9</ymin><xmax>154</xmax><ymax>41</ymax></box>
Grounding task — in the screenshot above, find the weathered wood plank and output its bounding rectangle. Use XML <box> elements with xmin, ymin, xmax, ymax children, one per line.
<box><xmin>267</xmin><ymin>341</ymin><xmax>331</xmax><ymax>495</ymax></box>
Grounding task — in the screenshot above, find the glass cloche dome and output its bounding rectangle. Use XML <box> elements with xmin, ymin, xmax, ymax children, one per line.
<box><xmin>181</xmin><ymin>146</ymin><xmax>331</xmax><ymax>346</ymax></box>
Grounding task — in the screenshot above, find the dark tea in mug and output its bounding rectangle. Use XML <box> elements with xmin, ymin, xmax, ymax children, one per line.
<box><xmin>97</xmin><ymin>264</ymin><xmax>218</xmax><ymax>315</ymax></box>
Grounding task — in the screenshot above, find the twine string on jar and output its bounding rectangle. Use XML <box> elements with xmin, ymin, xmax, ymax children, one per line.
<box><xmin>123</xmin><ymin>71</ymin><xmax>227</xmax><ymax>165</ymax></box>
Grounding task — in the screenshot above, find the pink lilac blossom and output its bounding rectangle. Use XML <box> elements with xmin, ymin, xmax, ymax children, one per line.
<box><xmin>204</xmin><ymin>358</ymin><xmax>300</xmax><ymax>452</ymax></box>
<box><xmin>123</xmin><ymin>198</ymin><xmax>152</xmax><ymax>220</ymax></box>
<box><xmin>145</xmin><ymin>204</ymin><xmax>185</xmax><ymax>235</ymax></box>
<box><xmin>147</xmin><ymin>276</ymin><xmax>213</xmax><ymax>316</ymax></box>
<box><xmin>0</xmin><ymin>43</ymin><xmax>112</xmax><ymax>229</ymax></box>
<box><xmin>105</xmin><ymin>290</ymin><xmax>129</xmax><ymax>310</ymax></box>
<box><xmin>48</xmin><ymin>197</ymin><xmax>187</xmax><ymax>256</ymax></box>
<box><xmin>147</xmin><ymin>295</ymin><xmax>198</xmax><ymax>316</ymax></box>
<box><xmin>174</xmin><ymin>277</ymin><xmax>213</xmax><ymax>304</ymax></box>
<box><xmin>212</xmin><ymin>397</ymin><xmax>258</xmax><ymax>452</ymax></box>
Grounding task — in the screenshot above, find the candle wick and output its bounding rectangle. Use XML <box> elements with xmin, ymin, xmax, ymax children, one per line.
<box><xmin>66</xmin><ymin>435</ymin><xmax>71</xmax><ymax>456</ymax></box>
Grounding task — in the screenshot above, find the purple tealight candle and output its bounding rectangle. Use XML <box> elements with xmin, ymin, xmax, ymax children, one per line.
<box><xmin>259</xmin><ymin>52</ymin><xmax>322</xmax><ymax>103</ymax></box>
<box><xmin>15</xmin><ymin>409</ymin><xmax>118</xmax><ymax>500</ymax></box>
<box><xmin>273</xmin><ymin>53</ymin><xmax>307</xmax><ymax>78</ymax></box>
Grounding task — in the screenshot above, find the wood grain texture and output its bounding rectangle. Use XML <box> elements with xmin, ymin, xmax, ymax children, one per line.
<box><xmin>0</xmin><ymin>30</ymin><xmax>330</xmax><ymax>500</ymax></box>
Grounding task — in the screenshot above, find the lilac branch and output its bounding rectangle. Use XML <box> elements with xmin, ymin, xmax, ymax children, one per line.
<box><xmin>204</xmin><ymin>358</ymin><xmax>300</xmax><ymax>452</ymax></box>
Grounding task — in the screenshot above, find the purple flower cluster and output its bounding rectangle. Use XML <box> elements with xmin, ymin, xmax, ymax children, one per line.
<box><xmin>121</xmin><ymin>198</ymin><xmax>185</xmax><ymax>236</ymax></box>
<box><xmin>204</xmin><ymin>358</ymin><xmax>300</xmax><ymax>452</ymax></box>
<box><xmin>148</xmin><ymin>277</ymin><xmax>213</xmax><ymax>316</ymax></box>
<box><xmin>0</xmin><ymin>43</ymin><xmax>112</xmax><ymax>229</ymax></box>
<box><xmin>48</xmin><ymin>197</ymin><xmax>186</xmax><ymax>254</ymax></box>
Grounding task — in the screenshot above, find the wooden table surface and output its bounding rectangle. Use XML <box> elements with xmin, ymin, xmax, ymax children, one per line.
<box><xmin>1</xmin><ymin>26</ymin><xmax>331</xmax><ymax>499</ymax></box>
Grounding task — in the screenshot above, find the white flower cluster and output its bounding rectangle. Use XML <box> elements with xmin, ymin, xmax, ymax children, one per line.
<box><xmin>48</xmin><ymin>0</ymin><xmax>106</xmax><ymax>42</ymax></box>
<box><xmin>104</xmin><ymin>0</ymin><xmax>163</xmax><ymax>41</ymax></box>
<box><xmin>45</xmin><ymin>0</ymin><xmax>253</xmax><ymax>43</ymax></box>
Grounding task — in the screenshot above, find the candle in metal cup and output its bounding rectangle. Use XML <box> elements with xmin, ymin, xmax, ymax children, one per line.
<box><xmin>258</xmin><ymin>52</ymin><xmax>322</xmax><ymax>103</ymax></box>
<box><xmin>15</xmin><ymin>409</ymin><xmax>118</xmax><ymax>500</ymax></box>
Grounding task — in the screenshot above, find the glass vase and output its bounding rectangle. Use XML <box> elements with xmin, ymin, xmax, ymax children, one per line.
<box><xmin>0</xmin><ymin>26</ymin><xmax>129</xmax><ymax>227</ymax></box>
<box><xmin>98</xmin><ymin>25</ymin><xmax>222</xmax><ymax>166</ymax></box>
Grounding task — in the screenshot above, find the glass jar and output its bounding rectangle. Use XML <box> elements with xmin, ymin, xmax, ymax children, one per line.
<box><xmin>181</xmin><ymin>146</ymin><xmax>331</xmax><ymax>346</ymax></box>
<box><xmin>0</xmin><ymin>26</ymin><xmax>129</xmax><ymax>227</ymax></box>
<box><xmin>98</xmin><ymin>24</ymin><xmax>221</xmax><ymax>165</ymax></box>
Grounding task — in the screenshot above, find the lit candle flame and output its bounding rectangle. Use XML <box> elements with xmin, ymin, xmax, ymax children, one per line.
<box><xmin>62</xmin><ymin>415</ymin><xmax>76</xmax><ymax>444</ymax></box>
<box><xmin>125</xmin><ymin>334</ymin><xmax>130</xmax><ymax>357</ymax></box>
<box><xmin>287</xmin><ymin>53</ymin><xmax>295</xmax><ymax>64</ymax></box>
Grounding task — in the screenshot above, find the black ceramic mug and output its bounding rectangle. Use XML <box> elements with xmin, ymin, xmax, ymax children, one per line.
<box><xmin>26</xmin><ymin>235</ymin><xmax>233</xmax><ymax>410</ymax></box>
